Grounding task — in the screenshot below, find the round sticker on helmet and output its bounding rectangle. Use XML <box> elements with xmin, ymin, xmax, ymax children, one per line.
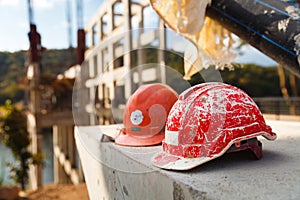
<box><xmin>130</xmin><ymin>110</ymin><xmax>144</xmax><ymax>125</ymax></box>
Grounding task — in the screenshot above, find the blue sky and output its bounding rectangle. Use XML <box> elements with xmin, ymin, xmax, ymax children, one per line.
<box><xmin>0</xmin><ymin>0</ymin><xmax>104</xmax><ymax>52</ymax></box>
<box><xmin>0</xmin><ymin>0</ymin><xmax>277</xmax><ymax>66</ymax></box>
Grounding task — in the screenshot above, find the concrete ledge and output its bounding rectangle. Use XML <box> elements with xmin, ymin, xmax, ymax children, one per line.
<box><xmin>263</xmin><ymin>114</ymin><xmax>300</xmax><ymax>122</ymax></box>
<box><xmin>75</xmin><ymin>120</ymin><xmax>300</xmax><ymax>200</ymax></box>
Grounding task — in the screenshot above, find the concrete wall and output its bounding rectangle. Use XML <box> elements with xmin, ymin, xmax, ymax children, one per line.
<box><xmin>75</xmin><ymin>120</ymin><xmax>300</xmax><ymax>199</ymax></box>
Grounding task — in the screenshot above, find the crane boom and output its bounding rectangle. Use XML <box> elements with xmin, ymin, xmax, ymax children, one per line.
<box><xmin>27</xmin><ymin>0</ymin><xmax>34</xmax><ymax>25</ymax></box>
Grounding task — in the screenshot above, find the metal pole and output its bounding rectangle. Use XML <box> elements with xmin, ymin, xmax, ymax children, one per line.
<box><xmin>206</xmin><ymin>0</ymin><xmax>300</xmax><ymax>77</ymax></box>
<box><xmin>27</xmin><ymin>0</ymin><xmax>34</xmax><ymax>26</ymax></box>
<box><xmin>66</xmin><ymin>0</ymin><xmax>73</xmax><ymax>48</ymax></box>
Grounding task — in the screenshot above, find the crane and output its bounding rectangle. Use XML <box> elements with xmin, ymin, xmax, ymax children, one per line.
<box><xmin>27</xmin><ymin>0</ymin><xmax>42</xmax><ymax>63</ymax></box>
<box><xmin>66</xmin><ymin>0</ymin><xmax>73</xmax><ymax>48</ymax></box>
<box><xmin>76</xmin><ymin>0</ymin><xmax>85</xmax><ymax>64</ymax></box>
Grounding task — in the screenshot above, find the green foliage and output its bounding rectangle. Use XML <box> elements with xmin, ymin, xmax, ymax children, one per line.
<box><xmin>0</xmin><ymin>48</ymin><xmax>299</xmax><ymax>103</ymax></box>
<box><xmin>0</xmin><ymin>49</ymin><xmax>76</xmax><ymax>104</ymax></box>
<box><xmin>31</xmin><ymin>152</ymin><xmax>45</xmax><ymax>166</ymax></box>
<box><xmin>0</xmin><ymin>51</ymin><xmax>26</xmax><ymax>104</ymax></box>
<box><xmin>0</xmin><ymin>101</ymin><xmax>31</xmax><ymax>190</ymax></box>
<box><xmin>0</xmin><ymin>82</ymin><xmax>24</xmax><ymax>103</ymax></box>
<box><xmin>0</xmin><ymin>51</ymin><xmax>26</xmax><ymax>81</ymax></box>
<box><xmin>129</xmin><ymin>48</ymin><xmax>299</xmax><ymax>97</ymax></box>
<box><xmin>189</xmin><ymin>64</ymin><xmax>300</xmax><ymax>97</ymax></box>
<box><xmin>0</xmin><ymin>147</ymin><xmax>10</xmax><ymax>186</ymax></box>
<box><xmin>221</xmin><ymin>64</ymin><xmax>282</xmax><ymax>97</ymax></box>
<box><xmin>130</xmin><ymin>48</ymin><xmax>184</xmax><ymax>74</ymax></box>
<box><xmin>0</xmin><ymin>163</ymin><xmax>3</xmax><ymax>186</ymax></box>
<box><xmin>41</xmin><ymin>48</ymin><xmax>76</xmax><ymax>75</ymax></box>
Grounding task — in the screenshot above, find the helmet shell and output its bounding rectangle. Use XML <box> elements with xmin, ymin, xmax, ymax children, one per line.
<box><xmin>152</xmin><ymin>82</ymin><xmax>276</xmax><ymax>170</ymax></box>
<box><xmin>115</xmin><ymin>83</ymin><xmax>178</xmax><ymax>146</ymax></box>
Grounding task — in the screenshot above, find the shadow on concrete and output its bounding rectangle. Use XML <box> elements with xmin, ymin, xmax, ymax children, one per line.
<box><xmin>188</xmin><ymin>148</ymin><xmax>289</xmax><ymax>173</ymax></box>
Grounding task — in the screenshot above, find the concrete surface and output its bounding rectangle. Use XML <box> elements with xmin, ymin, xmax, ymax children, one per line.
<box><xmin>264</xmin><ymin>114</ymin><xmax>300</xmax><ymax>122</ymax></box>
<box><xmin>75</xmin><ymin>120</ymin><xmax>300</xmax><ymax>200</ymax></box>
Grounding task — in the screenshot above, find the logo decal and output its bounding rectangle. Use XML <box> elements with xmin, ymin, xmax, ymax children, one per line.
<box><xmin>130</xmin><ymin>110</ymin><xmax>144</xmax><ymax>125</ymax></box>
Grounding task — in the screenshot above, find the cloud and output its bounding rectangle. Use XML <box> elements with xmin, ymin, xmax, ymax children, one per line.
<box><xmin>0</xmin><ymin>0</ymin><xmax>60</xmax><ymax>9</ymax></box>
<box><xmin>0</xmin><ymin>0</ymin><xmax>19</xmax><ymax>6</ymax></box>
<box><xmin>32</xmin><ymin>0</ymin><xmax>62</xmax><ymax>9</ymax></box>
<box><xmin>33</xmin><ymin>0</ymin><xmax>54</xmax><ymax>9</ymax></box>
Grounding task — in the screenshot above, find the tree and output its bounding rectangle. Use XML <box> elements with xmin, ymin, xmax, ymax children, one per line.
<box><xmin>0</xmin><ymin>101</ymin><xmax>32</xmax><ymax>190</ymax></box>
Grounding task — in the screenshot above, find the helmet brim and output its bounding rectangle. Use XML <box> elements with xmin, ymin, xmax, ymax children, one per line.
<box><xmin>152</xmin><ymin>131</ymin><xmax>276</xmax><ymax>170</ymax></box>
<box><xmin>152</xmin><ymin>151</ymin><xmax>218</xmax><ymax>170</ymax></box>
<box><xmin>262</xmin><ymin>126</ymin><xmax>277</xmax><ymax>141</ymax></box>
<box><xmin>115</xmin><ymin>131</ymin><xmax>165</xmax><ymax>147</ymax></box>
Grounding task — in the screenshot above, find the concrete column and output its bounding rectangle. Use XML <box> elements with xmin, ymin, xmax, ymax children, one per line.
<box><xmin>100</xmin><ymin>15</ymin><xmax>106</xmax><ymax>41</ymax></box>
<box><xmin>108</xmin><ymin>2</ymin><xmax>114</xmax><ymax>33</ymax></box>
<box><xmin>27</xmin><ymin>62</ymin><xmax>43</xmax><ymax>190</ymax></box>
<box><xmin>89</xmin><ymin>86</ymin><xmax>96</xmax><ymax>125</ymax></box>
<box><xmin>123</xmin><ymin>0</ymin><xmax>133</xmax><ymax>99</ymax></box>
<box><xmin>97</xmin><ymin>49</ymin><xmax>103</xmax><ymax>74</ymax></box>
<box><xmin>88</xmin><ymin>56</ymin><xmax>95</xmax><ymax>78</ymax></box>
<box><xmin>27</xmin><ymin>118</ymin><xmax>43</xmax><ymax>190</ymax></box>
<box><xmin>89</xmin><ymin>28</ymin><xmax>94</xmax><ymax>48</ymax></box>
<box><xmin>53</xmin><ymin>125</ymin><xmax>69</xmax><ymax>184</ymax></box>
<box><xmin>63</xmin><ymin>125</ymin><xmax>67</xmax><ymax>152</ymax></box>
<box><xmin>53</xmin><ymin>125</ymin><xmax>59</xmax><ymax>184</ymax></box>
<box><xmin>67</xmin><ymin>125</ymin><xmax>76</xmax><ymax>167</ymax></box>
<box><xmin>158</xmin><ymin>19</ymin><xmax>166</xmax><ymax>84</ymax></box>
<box><xmin>97</xmin><ymin>19</ymin><xmax>102</xmax><ymax>42</ymax></box>
<box><xmin>92</xmin><ymin>25</ymin><xmax>98</xmax><ymax>46</ymax></box>
<box><xmin>107</xmin><ymin>2</ymin><xmax>115</xmax><ymax>99</ymax></box>
<box><xmin>137</xmin><ymin>6</ymin><xmax>144</xmax><ymax>86</ymax></box>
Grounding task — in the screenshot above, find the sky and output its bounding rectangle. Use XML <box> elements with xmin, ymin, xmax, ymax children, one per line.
<box><xmin>0</xmin><ymin>0</ymin><xmax>277</xmax><ymax>66</ymax></box>
<box><xmin>0</xmin><ymin>0</ymin><xmax>104</xmax><ymax>52</ymax></box>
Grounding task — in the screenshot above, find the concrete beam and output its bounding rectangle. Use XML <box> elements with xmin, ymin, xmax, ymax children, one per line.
<box><xmin>40</xmin><ymin>111</ymin><xmax>74</xmax><ymax>127</ymax></box>
<box><xmin>54</xmin><ymin>145</ymin><xmax>81</xmax><ymax>184</ymax></box>
<box><xmin>75</xmin><ymin>120</ymin><xmax>300</xmax><ymax>199</ymax></box>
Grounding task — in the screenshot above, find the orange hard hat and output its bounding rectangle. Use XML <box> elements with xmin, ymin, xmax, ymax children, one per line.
<box><xmin>115</xmin><ymin>83</ymin><xmax>178</xmax><ymax>146</ymax></box>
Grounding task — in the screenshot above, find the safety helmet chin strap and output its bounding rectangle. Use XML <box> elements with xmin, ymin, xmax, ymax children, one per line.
<box><xmin>226</xmin><ymin>137</ymin><xmax>263</xmax><ymax>160</ymax></box>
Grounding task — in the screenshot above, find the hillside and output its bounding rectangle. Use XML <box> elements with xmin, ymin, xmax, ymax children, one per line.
<box><xmin>0</xmin><ymin>48</ymin><xmax>76</xmax><ymax>104</ymax></box>
<box><xmin>0</xmin><ymin>48</ymin><xmax>299</xmax><ymax>105</ymax></box>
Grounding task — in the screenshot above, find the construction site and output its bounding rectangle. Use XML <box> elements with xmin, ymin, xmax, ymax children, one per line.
<box><xmin>1</xmin><ymin>0</ymin><xmax>300</xmax><ymax>199</ymax></box>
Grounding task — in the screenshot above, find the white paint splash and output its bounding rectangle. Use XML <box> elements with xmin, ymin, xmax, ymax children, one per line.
<box><xmin>286</xmin><ymin>5</ymin><xmax>300</xmax><ymax>20</ymax></box>
<box><xmin>294</xmin><ymin>33</ymin><xmax>300</xmax><ymax>67</ymax></box>
<box><xmin>278</xmin><ymin>18</ymin><xmax>290</xmax><ymax>32</ymax></box>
